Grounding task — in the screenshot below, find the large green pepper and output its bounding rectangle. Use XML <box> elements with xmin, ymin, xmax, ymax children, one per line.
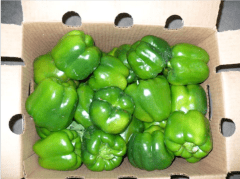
<box><xmin>26</xmin><ymin>78</ymin><xmax>78</xmax><ymax>131</ymax></box>
<box><xmin>89</xmin><ymin>87</ymin><xmax>135</xmax><ymax>134</ymax></box>
<box><xmin>82</xmin><ymin>126</ymin><xmax>127</xmax><ymax>171</ymax></box>
<box><xmin>51</xmin><ymin>30</ymin><xmax>101</xmax><ymax>80</ymax></box>
<box><xmin>125</xmin><ymin>75</ymin><xmax>171</xmax><ymax>122</ymax></box>
<box><xmin>120</xmin><ymin>116</ymin><xmax>144</xmax><ymax>143</ymax></box>
<box><xmin>171</xmin><ymin>84</ymin><xmax>207</xmax><ymax>114</ymax></box>
<box><xmin>164</xmin><ymin>110</ymin><xmax>213</xmax><ymax>163</ymax></box>
<box><xmin>127</xmin><ymin>125</ymin><xmax>175</xmax><ymax>171</ymax></box>
<box><xmin>127</xmin><ymin>35</ymin><xmax>172</xmax><ymax>80</ymax></box>
<box><xmin>109</xmin><ymin>44</ymin><xmax>138</xmax><ymax>84</ymax></box>
<box><xmin>33</xmin><ymin>129</ymin><xmax>82</xmax><ymax>171</ymax></box>
<box><xmin>74</xmin><ymin>83</ymin><xmax>94</xmax><ymax>128</ymax></box>
<box><xmin>88</xmin><ymin>55</ymin><xmax>129</xmax><ymax>90</ymax></box>
<box><xmin>166</xmin><ymin>43</ymin><xmax>210</xmax><ymax>85</ymax></box>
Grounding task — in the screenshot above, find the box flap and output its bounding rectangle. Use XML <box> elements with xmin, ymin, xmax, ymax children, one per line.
<box><xmin>217</xmin><ymin>30</ymin><xmax>240</xmax><ymax>172</ymax></box>
<box><xmin>1</xmin><ymin>66</ymin><xmax>23</xmax><ymax>179</ymax></box>
<box><xmin>1</xmin><ymin>24</ymin><xmax>22</xmax><ymax>58</ymax></box>
<box><xmin>22</xmin><ymin>1</ymin><xmax>220</xmax><ymax>28</ymax></box>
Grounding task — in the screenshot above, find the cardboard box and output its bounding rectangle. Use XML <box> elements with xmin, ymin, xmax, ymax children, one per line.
<box><xmin>1</xmin><ymin>1</ymin><xmax>240</xmax><ymax>178</ymax></box>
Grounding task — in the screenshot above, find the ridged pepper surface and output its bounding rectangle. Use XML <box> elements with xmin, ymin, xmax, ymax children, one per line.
<box><xmin>89</xmin><ymin>86</ymin><xmax>135</xmax><ymax>134</ymax></box>
<box><xmin>109</xmin><ymin>44</ymin><xmax>138</xmax><ymax>84</ymax></box>
<box><xmin>82</xmin><ymin>126</ymin><xmax>127</xmax><ymax>171</ymax></box>
<box><xmin>127</xmin><ymin>35</ymin><xmax>172</xmax><ymax>79</ymax></box>
<box><xmin>125</xmin><ymin>75</ymin><xmax>171</xmax><ymax>122</ymax></box>
<box><xmin>26</xmin><ymin>78</ymin><xmax>78</xmax><ymax>131</ymax></box>
<box><xmin>166</xmin><ymin>43</ymin><xmax>210</xmax><ymax>85</ymax></box>
<box><xmin>88</xmin><ymin>55</ymin><xmax>129</xmax><ymax>90</ymax></box>
<box><xmin>164</xmin><ymin>110</ymin><xmax>213</xmax><ymax>163</ymax></box>
<box><xmin>120</xmin><ymin>116</ymin><xmax>144</xmax><ymax>143</ymax></box>
<box><xmin>127</xmin><ymin>125</ymin><xmax>175</xmax><ymax>171</ymax></box>
<box><xmin>74</xmin><ymin>83</ymin><xmax>94</xmax><ymax>128</ymax></box>
<box><xmin>33</xmin><ymin>129</ymin><xmax>82</xmax><ymax>171</ymax></box>
<box><xmin>171</xmin><ymin>84</ymin><xmax>207</xmax><ymax>114</ymax></box>
<box><xmin>51</xmin><ymin>30</ymin><xmax>101</xmax><ymax>80</ymax></box>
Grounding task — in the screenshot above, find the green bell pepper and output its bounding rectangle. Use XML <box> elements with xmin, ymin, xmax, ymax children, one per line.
<box><xmin>33</xmin><ymin>52</ymin><xmax>69</xmax><ymax>84</ymax></box>
<box><xmin>89</xmin><ymin>86</ymin><xmax>135</xmax><ymax>134</ymax></box>
<box><xmin>33</xmin><ymin>129</ymin><xmax>82</xmax><ymax>171</ymax></box>
<box><xmin>127</xmin><ymin>125</ymin><xmax>175</xmax><ymax>171</ymax></box>
<box><xmin>166</xmin><ymin>43</ymin><xmax>210</xmax><ymax>85</ymax></box>
<box><xmin>120</xmin><ymin>116</ymin><xmax>144</xmax><ymax>143</ymax></box>
<box><xmin>125</xmin><ymin>75</ymin><xmax>171</xmax><ymax>122</ymax></box>
<box><xmin>143</xmin><ymin>120</ymin><xmax>167</xmax><ymax>130</ymax></box>
<box><xmin>35</xmin><ymin>121</ymin><xmax>85</xmax><ymax>140</ymax></box>
<box><xmin>88</xmin><ymin>55</ymin><xmax>129</xmax><ymax>91</ymax></box>
<box><xmin>35</xmin><ymin>126</ymin><xmax>52</xmax><ymax>139</ymax></box>
<box><xmin>74</xmin><ymin>83</ymin><xmax>94</xmax><ymax>128</ymax></box>
<box><xmin>82</xmin><ymin>126</ymin><xmax>127</xmax><ymax>171</ymax></box>
<box><xmin>164</xmin><ymin>110</ymin><xmax>213</xmax><ymax>163</ymax></box>
<box><xmin>26</xmin><ymin>78</ymin><xmax>78</xmax><ymax>131</ymax></box>
<box><xmin>171</xmin><ymin>84</ymin><xmax>207</xmax><ymax>114</ymax></box>
<box><xmin>127</xmin><ymin>35</ymin><xmax>172</xmax><ymax>79</ymax></box>
<box><xmin>51</xmin><ymin>30</ymin><xmax>101</xmax><ymax>80</ymax></box>
<box><xmin>109</xmin><ymin>44</ymin><xmax>138</xmax><ymax>84</ymax></box>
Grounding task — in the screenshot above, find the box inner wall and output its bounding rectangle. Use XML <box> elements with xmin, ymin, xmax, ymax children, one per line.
<box><xmin>21</xmin><ymin>22</ymin><xmax>226</xmax><ymax>178</ymax></box>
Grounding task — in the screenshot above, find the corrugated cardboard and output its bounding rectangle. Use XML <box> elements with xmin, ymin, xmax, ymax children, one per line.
<box><xmin>1</xmin><ymin>1</ymin><xmax>239</xmax><ymax>179</ymax></box>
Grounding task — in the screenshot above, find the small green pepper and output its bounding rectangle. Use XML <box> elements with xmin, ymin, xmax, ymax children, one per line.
<box><xmin>166</xmin><ymin>43</ymin><xmax>210</xmax><ymax>85</ymax></box>
<box><xmin>127</xmin><ymin>125</ymin><xmax>175</xmax><ymax>171</ymax></box>
<box><xmin>127</xmin><ymin>35</ymin><xmax>172</xmax><ymax>79</ymax></box>
<box><xmin>171</xmin><ymin>84</ymin><xmax>207</xmax><ymax>114</ymax></box>
<box><xmin>164</xmin><ymin>110</ymin><xmax>213</xmax><ymax>163</ymax></box>
<box><xmin>82</xmin><ymin>126</ymin><xmax>127</xmax><ymax>171</ymax></box>
<box><xmin>88</xmin><ymin>55</ymin><xmax>129</xmax><ymax>91</ymax></box>
<box><xmin>26</xmin><ymin>78</ymin><xmax>78</xmax><ymax>131</ymax></box>
<box><xmin>90</xmin><ymin>87</ymin><xmax>135</xmax><ymax>134</ymax></box>
<box><xmin>33</xmin><ymin>129</ymin><xmax>82</xmax><ymax>171</ymax></box>
<box><xmin>51</xmin><ymin>30</ymin><xmax>101</xmax><ymax>80</ymax></box>
<box><xmin>125</xmin><ymin>75</ymin><xmax>171</xmax><ymax>122</ymax></box>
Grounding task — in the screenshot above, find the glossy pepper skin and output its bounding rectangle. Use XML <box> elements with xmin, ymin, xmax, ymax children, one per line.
<box><xmin>82</xmin><ymin>126</ymin><xmax>127</xmax><ymax>171</ymax></box>
<box><xmin>109</xmin><ymin>44</ymin><xmax>138</xmax><ymax>84</ymax></box>
<box><xmin>164</xmin><ymin>110</ymin><xmax>213</xmax><ymax>163</ymax></box>
<box><xmin>171</xmin><ymin>84</ymin><xmax>207</xmax><ymax>115</ymax></box>
<box><xmin>33</xmin><ymin>129</ymin><xmax>82</xmax><ymax>171</ymax></box>
<box><xmin>74</xmin><ymin>83</ymin><xmax>94</xmax><ymax>128</ymax></box>
<box><xmin>127</xmin><ymin>125</ymin><xmax>175</xmax><ymax>171</ymax></box>
<box><xmin>26</xmin><ymin>78</ymin><xmax>78</xmax><ymax>131</ymax></box>
<box><xmin>125</xmin><ymin>75</ymin><xmax>171</xmax><ymax>122</ymax></box>
<box><xmin>90</xmin><ymin>87</ymin><xmax>135</xmax><ymax>134</ymax></box>
<box><xmin>33</xmin><ymin>52</ymin><xmax>69</xmax><ymax>84</ymax></box>
<box><xmin>120</xmin><ymin>116</ymin><xmax>144</xmax><ymax>143</ymax></box>
<box><xmin>166</xmin><ymin>43</ymin><xmax>210</xmax><ymax>85</ymax></box>
<box><xmin>143</xmin><ymin>120</ymin><xmax>167</xmax><ymax>131</ymax></box>
<box><xmin>127</xmin><ymin>35</ymin><xmax>172</xmax><ymax>80</ymax></box>
<box><xmin>88</xmin><ymin>55</ymin><xmax>129</xmax><ymax>91</ymax></box>
<box><xmin>35</xmin><ymin>121</ymin><xmax>85</xmax><ymax>140</ymax></box>
<box><xmin>51</xmin><ymin>30</ymin><xmax>101</xmax><ymax>80</ymax></box>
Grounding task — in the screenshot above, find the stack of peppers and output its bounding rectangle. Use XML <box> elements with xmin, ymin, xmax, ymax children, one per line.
<box><xmin>26</xmin><ymin>30</ymin><xmax>213</xmax><ymax>171</ymax></box>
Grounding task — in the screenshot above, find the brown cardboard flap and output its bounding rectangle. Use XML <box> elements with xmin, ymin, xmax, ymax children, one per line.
<box><xmin>217</xmin><ymin>30</ymin><xmax>240</xmax><ymax>171</ymax></box>
<box><xmin>1</xmin><ymin>24</ymin><xmax>22</xmax><ymax>58</ymax></box>
<box><xmin>221</xmin><ymin>72</ymin><xmax>240</xmax><ymax>172</ymax></box>
<box><xmin>22</xmin><ymin>1</ymin><xmax>220</xmax><ymax>28</ymax></box>
<box><xmin>217</xmin><ymin>30</ymin><xmax>240</xmax><ymax>65</ymax></box>
<box><xmin>1</xmin><ymin>66</ymin><xmax>23</xmax><ymax>178</ymax></box>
